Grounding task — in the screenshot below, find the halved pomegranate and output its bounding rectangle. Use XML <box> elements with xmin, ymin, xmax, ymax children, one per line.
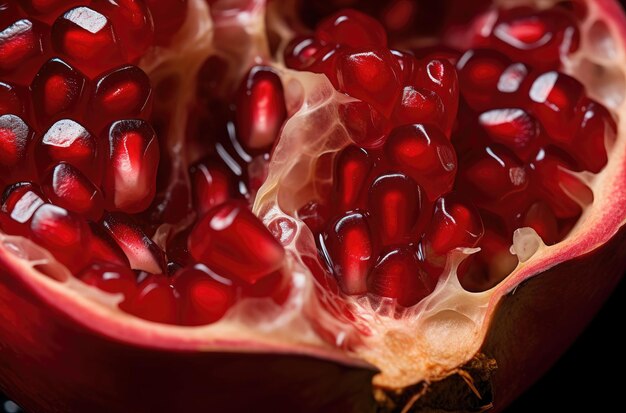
<box><xmin>0</xmin><ymin>0</ymin><xmax>625</xmax><ymax>412</ymax></box>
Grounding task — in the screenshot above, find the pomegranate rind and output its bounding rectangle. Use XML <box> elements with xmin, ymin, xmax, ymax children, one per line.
<box><xmin>0</xmin><ymin>248</ymin><xmax>375</xmax><ymax>413</ymax></box>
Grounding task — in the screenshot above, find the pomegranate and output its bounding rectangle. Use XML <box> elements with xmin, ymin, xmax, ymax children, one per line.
<box><xmin>0</xmin><ymin>0</ymin><xmax>625</xmax><ymax>411</ymax></box>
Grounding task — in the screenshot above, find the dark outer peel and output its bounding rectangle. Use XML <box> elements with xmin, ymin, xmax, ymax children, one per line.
<box><xmin>483</xmin><ymin>226</ymin><xmax>626</xmax><ymax>412</ymax></box>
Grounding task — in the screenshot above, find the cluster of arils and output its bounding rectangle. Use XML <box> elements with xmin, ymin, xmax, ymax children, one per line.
<box><xmin>0</xmin><ymin>1</ymin><xmax>291</xmax><ymax>325</ymax></box>
<box><xmin>452</xmin><ymin>5</ymin><xmax>615</xmax><ymax>289</ymax></box>
<box><xmin>287</xmin><ymin>5</ymin><xmax>613</xmax><ymax>304</ymax></box>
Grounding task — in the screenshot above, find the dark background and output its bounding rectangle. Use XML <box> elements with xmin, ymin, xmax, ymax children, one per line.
<box><xmin>1</xmin><ymin>0</ymin><xmax>626</xmax><ymax>411</ymax></box>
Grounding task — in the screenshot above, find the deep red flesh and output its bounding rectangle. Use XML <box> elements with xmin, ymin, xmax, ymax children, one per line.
<box><xmin>0</xmin><ymin>1</ymin><xmax>614</xmax><ymax>324</ymax></box>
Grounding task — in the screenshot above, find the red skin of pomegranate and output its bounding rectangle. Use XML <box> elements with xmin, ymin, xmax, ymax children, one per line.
<box><xmin>0</xmin><ymin>1</ymin><xmax>625</xmax><ymax>412</ymax></box>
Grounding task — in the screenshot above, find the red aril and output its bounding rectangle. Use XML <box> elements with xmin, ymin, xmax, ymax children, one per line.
<box><xmin>30</xmin><ymin>58</ymin><xmax>86</xmax><ymax>127</ymax></box>
<box><xmin>0</xmin><ymin>1</ymin><xmax>625</xmax><ymax>413</ymax></box>
<box><xmin>51</xmin><ymin>7</ymin><xmax>124</xmax><ymax>78</ymax></box>
<box><xmin>79</xmin><ymin>261</ymin><xmax>138</xmax><ymax>309</ymax></box>
<box><xmin>336</xmin><ymin>50</ymin><xmax>402</xmax><ymax>116</ymax></box>
<box><xmin>173</xmin><ymin>264</ymin><xmax>236</xmax><ymax>326</ymax></box>
<box><xmin>189</xmin><ymin>158</ymin><xmax>240</xmax><ymax>217</ymax></box>
<box><xmin>315</xmin><ymin>9</ymin><xmax>387</xmax><ymax>49</ymax></box>
<box><xmin>235</xmin><ymin>66</ymin><xmax>286</xmax><ymax>152</ymax></box>
<box><xmin>0</xmin><ymin>18</ymin><xmax>46</xmax><ymax>85</ymax></box>
<box><xmin>29</xmin><ymin>203</ymin><xmax>91</xmax><ymax>272</ymax></box>
<box><xmin>102</xmin><ymin>212</ymin><xmax>166</xmax><ymax>274</ymax></box>
<box><xmin>332</xmin><ymin>145</ymin><xmax>371</xmax><ymax>210</ymax></box>
<box><xmin>91</xmin><ymin>0</ymin><xmax>154</xmax><ymax>62</ymax></box>
<box><xmin>1</xmin><ymin>182</ymin><xmax>45</xmax><ymax>236</ymax></box>
<box><xmin>319</xmin><ymin>211</ymin><xmax>372</xmax><ymax>295</ymax></box>
<box><xmin>0</xmin><ymin>81</ymin><xmax>23</xmax><ymax>115</ymax></box>
<box><xmin>41</xmin><ymin>162</ymin><xmax>104</xmax><ymax>220</ymax></box>
<box><xmin>188</xmin><ymin>201</ymin><xmax>285</xmax><ymax>285</ymax></box>
<box><xmin>385</xmin><ymin>124</ymin><xmax>457</xmax><ymax>200</ymax></box>
<box><xmin>102</xmin><ymin>119</ymin><xmax>159</xmax><ymax>213</ymax></box>
<box><xmin>89</xmin><ymin>65</ymin><xmax>152</xmax><ymax>130</ymax></box>
<box><xmin>367</xmin><ymin>173</ymin><xmax>422</xmax><ymax>246</ymax></box>
<box><xmin>129</xmin><ymin>274</ymin><xmax>178</xmax><ymax>324</ymax></box>
<box><xmin>88</xmin><ymin>221</ymin><xmax>130</xmax><ymax>267</ymax></box>
<box><xmin>0</xmin><ymin>114</ymin><xmax>33</xmax><ymax>181</ymax></box>
<box><xmin>367</xmin><ymin>246</ymin><xmax>433</xmax><ymax>307</ymax></box>
<box><xmin>20</xmin><ymin>1</ymin><xmax>84</xmax><ymax>24</ymax></box>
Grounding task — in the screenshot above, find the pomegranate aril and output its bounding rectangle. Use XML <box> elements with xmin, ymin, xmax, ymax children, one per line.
<box><xmin>31</xmin><ymin>58</ymin><xmax>87</xmax><ymax>129</ymax></box>
<box><xmin>460</xmin><ymin>146</ymin><xmax>529</xmax><ymax>204</ymax></box>
<box><xmin>339</xmin><ymin>102</ymin><xmax>389</xmax><ymax>149</ymax></box>
<box><xmin>298</xmin><ymin>201</ymin><xmax>329</xmax><ymax>235</ymax></box>
<box><xmin>41</xmin><ymin>162</ymin><xmax>104</xmax><ymax>221</ymax></box>
<box><xmin>235</xmin><ymin>67</ymin><xmax>286</xmax><ymax>152</ymax></box>
<box><xmin>553</xmin><ymin>98</ymin><xmax>615</xmax><ymax>173</ymax></box>
<box><xmin>89</xmin><ymin>66</ymin><xmax>152</xmax><ymax>130</ymax></box>
<box><xmin>91</xmin><ymin>0</ymin><xmax>154</xmax><ymax>61</ymax></box>
<box><xmin>173</xmin><ymin>264</ymin><xmax>236</xmax><ymax>326</ymax></box>
<box><xmin>1</xmin><ymin>182</ymin><xmax>45</xmax><ymax>235</ymax></box>
<box><xmin>284</xmin><ymin>36</ymin><xmax>326</xmax><ymax>70</ymax></box>
<box><xmin>309</xmin><ymin>46</ymin><xmax>341</xmax><ymax>86</ymax></box>
<box><xmin>102</xmin><ymin>212</ymin><xmax>166</xmax><ymax>274</ymax></box>
<box><xmin>241</xmin><ymin>271</ymin><xmax>290</xmax><ymax>305</ymax></box>
<box><xmin>36</xmin><ymin>119</ymin><xmax>99</xmax><ymax>182</ymax></box>
<box><xmin>530</xmin><ymin>150</ymin><xmax>591</xmax><ymax>218</ymax></box>
<box><xmin>393</xmin><ymin>86</ymin><xmax>445</xmax><ymax>129</ymax></box>
<box><xmin>336</xmin><ymin>49</ymin><xmax>402</xmax><ymax>116</ymax></box>
<box><xmin>333</xmin><ymin>146</ymin><xmax>372</xmax><ymax>211</ymax></box>
<box><xmin>523</xmin><ymin>201</ymin><xmax>559</xmax><ymax>245</ymax></box>
<box><xmin>0</xmin><ymin>114</ymin><xmax>33</xmax><ymax>180</ymax></box>
<box><xmin>129</xmin><ymin>275</ymin><xmax>178</xmax><ymax>324</ymax></box>
<box><xmin>102</xmin><ymin>119</ymin><xmax>159</xmax><ymax>213</ymax></box>
<box><xmin>391</xmin><ymin>49</ymin><xmax>418</xmax><ymax>84</ymax></box>
<box><xmin>0</xmin><ymin>81</ymin><xmax>23</xmax><ymax>115</ymax></box>
<box><xmin>30</xmin><ymin>203</ymin><xmax>91</xmax><ymax>272</ymax></box>
<box><xmin>144</xmin><ymin>0</ymin><xmax>187</xmax><ymax>45</ymax></box>
<box><xmin>368</xmin><ymin>173</ymin><xmax>422</xmax><ymax>246</ymax></box>
<box><xmin>0</xmin><ymin>2</ymin><xmax>23</xmax><ymax>29</ymax></box>
<box><xmin>478</xmin><ymin>108</ymin><xmax>540</xmax><ymax>160</ymax></box>
<box><xmin>457</xmin><ymin>49</ymin><xmax>511</xmax><ymax>110</ymax></box>
<box><xmin>190</xmin><ymin>159</ymin><xmax>239</xmax><ymax>217</ymax></box>
<box><xmin>498</xmin><ymin>62</ymin><xmax>529</xmax><ymax>94</ymax></box>
<box><xmin>51</xmin><ymin>7</ymin><xmax>124</xmax><ymax>78</ymax></box>
<box><xmin>413</xmin><ymin>58</ymin><xmax>459</xmax><ymax>134</ymax></box>
<box><xmin>315</xmin><ymin>10</ymin><xmax>387</xmax><ymax>48</ymax></box>
<box><xmin>319</xmin><ymin>211</ymin><xmax>372</xmax><ymax>295</ymax></box>
<box><xmin>423</xmin><ymin>194</ymin><xmax>484</xmax><ymax>256</ymax></box>
<box><xmin>20</xmin><ymin>1</ymin><xmax>84</xmax><ymax>24</ymax></box>
<box><xmin>188</xmin><ymin>201</ymin><xmax>285</xmax><ymax>285</ymax></box>
<box><xmin>528</xmin><ymin>71</ymin><xmax>585</xmax><ymax>143</ymax></box>
<box><xmin>0</xmin><ymin>18</ymin><xmax>45</xmax><ymax>84</ymax></box>
<box><xmin>88</xmin><ymin>222</ymin><xmax>130</xmax><ymax>267</ymax></box>
<box><xmin>385</xmin><ymin>124</ymin><xmax>457</xmax><ymax>201</ymax></box>
<box><xmin>489</xmin><ymin>7</ymin><xmax>580</xmax><ymax>69</ymax></box>
<box><xmin>367</xmin><ymin>247</ymin><xmax>433</xmax><ymax>307</ymax></box>
<box><xmin>78</xmin><ymin>262</ymin><xmax>137</xmax><ymax>309</ymax></box>
<box><xmin>166</xmin><ymin>229</ymin><xmax>192</xmax><ymax>268</ymax></box>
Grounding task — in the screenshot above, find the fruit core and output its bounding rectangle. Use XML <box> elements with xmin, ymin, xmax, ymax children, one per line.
<box><xmin>0</xmin><ymin>0</ymin><xmax>617</xmax><ymax>330</ymax></box>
